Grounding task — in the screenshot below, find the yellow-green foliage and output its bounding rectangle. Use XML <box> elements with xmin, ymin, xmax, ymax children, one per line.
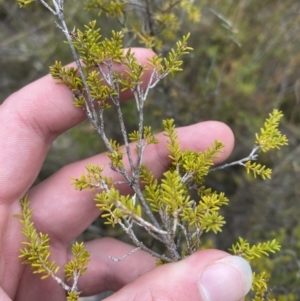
<box><xmin>255</xmin><ymin>110</ymin><xmax>289</xmax><ymax>152</ymax></box>
<box><xmin>66</xmin><ymin>291</ymin><xmax>81</xmax><ymax>301</ymax></box>
<box><xmin>230</xmin><ymin>237</ymin><xmax>281</xmax><ymax>261</ymax></box>
<box><xmin>74</xmin><ymin>113</ymin><xmax>286</xmax><ymax>263</ymax></box>
<box><xmin>16</xmin><ymin>1</ymin><xmax>289</xmax><ymax>300</ymax></box>
<box><xmin>17</xmin><ymin>195</ymin><xmax>60</xmax><ymax>280</ymax></box>
<box><xmin>84</xmin><ymin>0</ymin><xmax>200</xmax><ymax>49</ymax></box>
<box><xmin>244</xmin><ymin>161</ymin><xmax>272</xmax><ymax>179</ymax></box>
<box><xmin>85</xmin><ymin>0</ymin><xmax>127</xmax><ymax>18</ymax></box>
<box><xmin>95</xmin><ymin>187</ymin><xmax>143</xmax><ymax>225</ymax></box>
<box><xmin>64</xmin><ymin>242</ymin><xmax>90</xmax><ymax>281</ymax></box>
<box><xmin>129</xmin><ymin>126</ymin><xmax>159</xmax><ymax>145</ymax></box>
<box><xmin>244</xmin><ymin>110</ymin><xmax>288</xmax><ymax>179</ymax></box>
<box><xmin>17</xmin><ymin>0</ymin><xmax>33</xmax><ymax>7</ymax></box>
<box><xmin>251</xmin><ymin>272</ymin><xmax>276</xmax><ymax>301</ymax></box>
<box><xmin>72</xmin><ymin>164</ymin><xmax>112</xmax><ymax>191</ymax></box>
<box><xmin>230</xmin><ymin>238</ymin><xmax>281</xmax><ymax>301</ymax></box>
<box><xmin>17</xmin><ymin>195</ymin><xmax>90</xmax><ymax>300</ymax></box>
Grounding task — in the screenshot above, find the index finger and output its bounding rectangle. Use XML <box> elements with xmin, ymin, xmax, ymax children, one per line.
<box><xmin>0</xmin><ymin>48</ymin><xmax>155</xmax><ymax>204</ymax></box>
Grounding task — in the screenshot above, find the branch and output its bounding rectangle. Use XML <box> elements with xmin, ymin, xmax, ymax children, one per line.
<box><xmin>115</xmin><ymin>199</ymin><xmax>168</xmax><ymax>236</ymax></box>
<box><xmin>210</xmin><ymin>145</ymin><xmax>260</xmax><ymax>172</ymax></box>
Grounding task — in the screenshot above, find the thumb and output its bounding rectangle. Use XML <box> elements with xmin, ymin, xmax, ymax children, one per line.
<box><xmin>104</xmin><ymin>250</ymin><xmax>252</xmax><ymax>301</ymax></box>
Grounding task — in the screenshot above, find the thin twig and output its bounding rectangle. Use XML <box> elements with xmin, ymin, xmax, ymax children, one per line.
<box><xmin>109</xmin><ymin>247</ymin><xmax>141</xmax><ymax>262</ymax></box>
<box><xmin>210</xmin><ymin>145</ymin><xmax>260</xmax><ymax>172</ymax></box>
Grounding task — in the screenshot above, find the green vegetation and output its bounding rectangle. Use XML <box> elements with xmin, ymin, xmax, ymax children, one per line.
<box><xmin>8</xmin><ymin>0</ymin><xmax>299</xmax><ymax>300</ymax></box>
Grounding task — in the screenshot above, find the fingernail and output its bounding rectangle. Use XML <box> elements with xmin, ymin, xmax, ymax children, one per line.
<box><xmin>199</xmin><ymin>256</ymin><xmax>252</xmax><ymax>301</ymax></box>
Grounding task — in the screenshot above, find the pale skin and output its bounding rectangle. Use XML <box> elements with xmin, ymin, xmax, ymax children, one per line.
<box><xmin>0</xmin><ymin>48</ymin><xmax>250</xmax><ymax>301</ymax></box>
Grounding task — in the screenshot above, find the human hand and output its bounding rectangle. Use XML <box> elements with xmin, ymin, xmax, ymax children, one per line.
<box><xmin>0</xmin><ymin>48</ymin><xmax>252</xmax><ymax>301</ymax></box>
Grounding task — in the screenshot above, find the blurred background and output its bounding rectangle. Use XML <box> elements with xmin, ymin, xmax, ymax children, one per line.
<box><xmin>1</xmin><ymin>0</ymin><xmax>300</xmax><ymax>299</ymax></box>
